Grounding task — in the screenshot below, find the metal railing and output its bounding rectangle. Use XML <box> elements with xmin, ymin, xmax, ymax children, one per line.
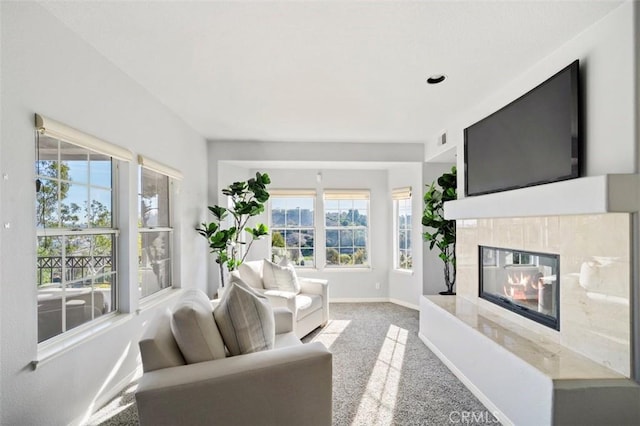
<box><xmin>37</xmin><ymin>255</ymin><xmax>113</xmax><ymax>285</ymax></box>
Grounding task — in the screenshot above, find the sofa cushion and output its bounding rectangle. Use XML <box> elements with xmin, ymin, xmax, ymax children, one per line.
<box><xmin>214</xmin><ymin>282</ymin><xmax>275</xmax><ymax>356</ymax></box>
<box><xmin>262</xmin><ymin>258</ymin><xmax>300</xmax><ymax>293</ymax></box>
<box><xmin>170</xmin><ymin>289</ymin><xmax>226</xmax><ymax>364</ymax></box>
<box><xmin>236</xmin><ymin>261</ymin><xmax>264</xmax><ymax>289</ymax></box>
<box><xmin>274</xmin><ymin>331</ymin><xmax>303</xmax><ymax>349</ymax></box>
<box><xmin>139</xmin><ymin>308</ymin><xmax>186</xmax><ymax>372</ymax></box>
<box><xmin>296</xmin><ymin>294</ymin><xmax>323</xmax><ymax>320</ymax></box>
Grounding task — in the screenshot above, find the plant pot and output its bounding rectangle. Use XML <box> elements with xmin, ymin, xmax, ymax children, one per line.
<box><xmin>438</xmin><ymin>290</ymin><xmax>456</xmax><ymax>296</ymax></box>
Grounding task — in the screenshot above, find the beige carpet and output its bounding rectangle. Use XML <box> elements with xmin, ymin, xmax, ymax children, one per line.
<box><xmin>86</xmin><ymin>302</ymin><xmax>497</xmax><ymax>425</ymax></box>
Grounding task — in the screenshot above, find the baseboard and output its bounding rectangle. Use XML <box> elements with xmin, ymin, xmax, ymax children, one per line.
<box><xmin>418</xmin><ymin>332</ymin><xmax>514</xmax><ymax>426</ymax></box>
<box><xmin>330</xmin><ymin>297</ymin><xmax>390</xmax><ymax>303</ymax></box>
<box><xmin>389</xmin><ymin>298</ymin><xmax>419</xmax><ymax>310</ymax></box>
<box><xmin>330</xmin><ymin>297</ymin><xmax>419</xmax><ymax>310</ymax></box>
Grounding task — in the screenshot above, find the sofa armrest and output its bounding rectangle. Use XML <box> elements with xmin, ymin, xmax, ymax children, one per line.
<box><xmin>136</xmin><ymin>342</ymin><xmax>332</xmax><ymax>426</ymax></box>
<box><xmin>298</xmin><ymin>277</ymin><xmax>328</xmax><ymax>296</ymax></box>
<box><xmin>299</xmin><ymin>277</ymin><xmax>329</xmax><ymax>326</ymax></box>
<box><xmin>261</xmin><ymin>289</ymin><xmax>297</xmax><ymax>315</ymax></box>
<box><xmin>273</xmin><ymin>307</ymin><xmax>294</xmax><ymax>334</ymax></box>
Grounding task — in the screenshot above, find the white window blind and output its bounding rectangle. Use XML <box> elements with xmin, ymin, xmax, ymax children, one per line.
<box><xmin>324</xmin><ymin>190</ymin><xmax>370</xmax><ymax>200</ymax></box>
<box><xmin>35</xmin><ymin>114</ymin><xmax>133</xmax><ymax>162</ymax></box>
<box><xmin>138</xmin><ymin>155</ymin><xmax>183</xmax><ymax>180</ymax></box>
<box><xmin>270</xmin><ymin>189</ymin><xmax>317</xmax><ymax>197</ymax></box>
<box><xmin>392</xmin><ymin>187</ymin><xmax>412</xmax><ymax>200</ymax></box>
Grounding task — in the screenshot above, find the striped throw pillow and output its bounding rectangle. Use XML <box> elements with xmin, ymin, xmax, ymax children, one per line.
<box><xmin>213</xmin><ymin>282</ymin><xmax>275</xmax><ymax>356</ymax></box>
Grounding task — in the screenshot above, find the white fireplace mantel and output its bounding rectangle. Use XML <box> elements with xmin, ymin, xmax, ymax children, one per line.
<box><xmin>445</xmin><ymin>174</ymin><xmax>640</xmax><ymax>220</ymax></box>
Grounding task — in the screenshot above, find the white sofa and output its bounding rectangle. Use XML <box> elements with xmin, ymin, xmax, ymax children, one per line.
<box><xmin>136</xmin><ymin>289</ymin><xmax>332</xmax><ymax>426</ymax></box>
<box><xmin>230</xmin><ymin>260</ymin><xmax>329</xmax><ymax>338</ymax></box>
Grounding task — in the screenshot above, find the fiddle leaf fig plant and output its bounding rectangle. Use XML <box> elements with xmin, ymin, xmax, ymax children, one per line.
<box><xmin>196</xmin><ymin>172</ymin><xmax>271</xmax><ymax>287</ymax></box>
<box><xmin>422</xmin><ymin>166</ymin><xmax>457</xmax><ymax>295</ymax></box>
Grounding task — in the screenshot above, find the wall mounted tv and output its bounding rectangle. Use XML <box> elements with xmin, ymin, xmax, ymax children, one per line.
<box><xmin>464</xmin><ymin>60</ymin><xmax>580</xmax><ymax>197</ymax></box>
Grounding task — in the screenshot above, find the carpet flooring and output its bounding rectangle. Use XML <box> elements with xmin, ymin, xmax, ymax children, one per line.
<box><xmin>86</xmin><ymin>303</ymin><xmax>498</xmax><ymax>425</ymax></box>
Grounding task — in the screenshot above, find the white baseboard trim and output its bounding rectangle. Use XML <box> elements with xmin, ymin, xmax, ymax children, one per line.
<box><xmin>418</xmin><ymin>332</ymin><xmax>513</xmax><ymax>426</ymax></box>
<box><xmin>330</xmin><ymin>297</ymin><xmax>419</xmax><ymax>310</ymax></box>
<box><xmin>389</xmin><ymin>298</ymin><xmax>419</xmax><ymax>310</ymax></box>
<box><xmin>331</xmin><ymin>297</ymin><xmax>389</xmax><ymax>303</ymax></box>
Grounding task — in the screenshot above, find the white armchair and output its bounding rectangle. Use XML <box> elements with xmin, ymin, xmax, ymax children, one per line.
<box><xmin>230</xmin><ymin>260</ymin><xmax>329</xmax><ymax>338</ymax></box>
<box><xmin>136</xmin><ymin>289</ymin><xmax>332</xmax><ymax>426</ymax></box>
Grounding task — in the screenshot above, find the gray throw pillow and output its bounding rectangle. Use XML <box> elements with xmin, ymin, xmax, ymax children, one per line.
<box><xmin>214</xmin><ymin>282</ymin><xmax>275</xmax><ymax>356</ymax></box>
<box><xmin>170</xmin><ymin>289</ymin><xmax>226</xmax><ymax>364</ymax></box>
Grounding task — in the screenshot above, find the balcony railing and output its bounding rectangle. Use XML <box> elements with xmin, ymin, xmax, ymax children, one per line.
<box><xmin>37</xmin><ymin>255</ymin><xmax>113</xmax><ymax>285</ymax></box>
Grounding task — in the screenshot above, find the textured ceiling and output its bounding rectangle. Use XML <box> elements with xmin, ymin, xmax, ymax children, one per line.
<box><xmin>40</xmin><ymin>0</ymin><xmax>622</xmax><ymax>145</ymax></box>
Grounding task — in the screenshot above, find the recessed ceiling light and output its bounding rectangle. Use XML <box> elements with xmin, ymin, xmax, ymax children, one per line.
<box><xmin>427</xmin><ymin>75</ymin><xmax>446</xmax><ymax>85</ymax></box>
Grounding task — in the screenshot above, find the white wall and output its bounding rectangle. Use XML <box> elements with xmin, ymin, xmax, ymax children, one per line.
<box><xmin>0</xmin><ymin>3</ymin><xmax>208</xmax><ymax>424</ymax></box>
<box><xmin>208</xmin><ymin>140</ymin><xmax>425</xmax><ymax>301</ymax></box>
<box><xmin>449</xmin><ymin>1</ymin><xmax>638</xmax><ymax>195</ymax></box>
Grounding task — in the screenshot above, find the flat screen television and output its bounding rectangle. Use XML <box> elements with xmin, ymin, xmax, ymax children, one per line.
<box><xmin>464</xmin><ymin>60</ymin><xmax>580</xmax><ymax>197</ymax></box>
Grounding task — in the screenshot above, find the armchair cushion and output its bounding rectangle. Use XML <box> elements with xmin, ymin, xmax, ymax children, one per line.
<box><xmin>170</xmin><ymin>290</ymin><xmax>226</xmax><ymax>364</ymax></box>
<box><xmin>262</xmin><ymin>258</ymin><xmax>301</xmax><ymax>293</ymax></box>
<box><xmin>214</xmin><ymin>282</ymin><xmax>275</xmax><ymax>356</ymax></box>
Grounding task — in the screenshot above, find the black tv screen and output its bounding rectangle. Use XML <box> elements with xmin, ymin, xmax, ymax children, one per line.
<box><xmin>464</xmin><ymin>60</ymin><xmax>580</xmax><ymax>197</ymax></box>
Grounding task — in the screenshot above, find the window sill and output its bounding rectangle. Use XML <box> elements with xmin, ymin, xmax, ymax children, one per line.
<box><xmin>137</xmin><ymin>286</ymin><xmax>182</xmax><ymax>314</ymax></box>
<box><xmin>393</xmin><ymin>268</ymin><xmax>414</xmax><ymax>276</ymax></box>
<box><xmin>322</xmin><ymin>267</ymin><xmax>373</xmax><ymax>272</ymax></box>
<box><xmin>34</xmin><ymin>312</ymin><xmax>132</xmax><ymax>370</ymax></box>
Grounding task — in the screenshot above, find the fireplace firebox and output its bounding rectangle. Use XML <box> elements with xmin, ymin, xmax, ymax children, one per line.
<box><xmin>479</xmin><ymin>246</ymin><xmax>560</xmax><ymax>330</ymax></box>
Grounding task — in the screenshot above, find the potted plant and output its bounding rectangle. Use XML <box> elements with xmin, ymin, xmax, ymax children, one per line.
<box><xmin>422</xmin><ymin>166</ymin><xmax>457</xmax><ymax>295</ymax></box>
<box><xmin>196</xmin><ymin>172</ymin><xmax>271</xmax><ymax>289</ymax></box>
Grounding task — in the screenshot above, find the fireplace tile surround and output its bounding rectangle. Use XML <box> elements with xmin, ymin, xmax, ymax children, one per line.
<box><xmin>456</xmin><ymin>213</ymin><xmax>631</xmax><ymax>376</ymax></box>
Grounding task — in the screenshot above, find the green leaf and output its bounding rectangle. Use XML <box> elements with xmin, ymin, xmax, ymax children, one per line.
<box><xmin>208</xmin><ymin>205</ymin><xmax>227</xmax><ymax>221</ymax></box>
<box><xmin>247</xmin><ymin>223</ymin><xmax>269</xmax><ymax>239</ymax></box>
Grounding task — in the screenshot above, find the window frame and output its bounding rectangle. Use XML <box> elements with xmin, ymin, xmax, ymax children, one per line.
<box><xmin>137</xmin><ymin>164</ymin><xmax>175</xmax><ymax>299</ymax></box>
<box><xmin>268</xmin><ymin>190</ymin><xmax>317</xmax><ymax>268</ymax></box>
<box><xmin>393</xmin><ymin>191</ymin><xmax>413</xmax><ymax>271</ymax></box>
<box><xmin>324</xmin><ymin>190</ymin><xmax>370</xmax><ymax>268</ymax></box>
<box><xmin>35</xmin><ymin>123</ymin><xmax>125</xmax><ymax>345</ymax></box>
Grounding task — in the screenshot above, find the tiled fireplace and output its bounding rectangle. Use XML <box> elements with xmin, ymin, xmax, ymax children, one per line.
<box><xmin>419</xmin><ymin>212</ymin><xmax>639</xmax><ymax>425</ymax></box>
<box><xmin>457</xmin><ymin>213</ymin><xmax>631</xmax><ymax>376</ymax></box>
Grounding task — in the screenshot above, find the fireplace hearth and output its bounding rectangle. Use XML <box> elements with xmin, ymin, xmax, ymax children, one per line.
<box><xmin>479</xmin><ymin>246</ymin><xmax>559</xmax><ymax>330</ymax></box>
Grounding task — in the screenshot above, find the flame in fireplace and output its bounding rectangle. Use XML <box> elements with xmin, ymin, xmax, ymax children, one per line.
<box><xmin>504</xmin><ymin>270</ymin><xmax>541</xmax><ymax>300</ymax></box>
<box><xmin>508</xmin><ymin>272</ymin><xmax>531</xmax><ymax>286</ymax></box>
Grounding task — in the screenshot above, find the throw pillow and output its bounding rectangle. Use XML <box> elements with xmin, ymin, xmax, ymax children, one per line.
<box><xmin>236</xmin><ymin>261</ymin><xmax>264</xmax><ymax>289</ymax></box>
<box><xmin>213</xmin><ymin>282</ymin><xmax>275</xmax><ymax>356</ymax></box>
<box><xmin>170</xmin><ymin>289</ymin><xmax>226</xmax><ymax>364</ymax></box>
<box><xmin>262</xmin><ymin>258</ymin><xmax>301</xmax><ymax>294</ymax></box>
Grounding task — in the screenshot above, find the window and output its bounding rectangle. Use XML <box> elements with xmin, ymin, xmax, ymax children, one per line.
<box><xmin>324</xmin><ymin>190</ymin><xmax>369</xmax><ymax>267</ymax></box>
<box><xmin>393</xmin><ymin>187</ymin><xmax>412</xmax><ymax>270</ymax></box>
<box><xmin>35</xmin><ymin>115</ymin><xmax>131</xmax><ymax>343</ymax></box>
<box><xmin>270</xmin><ymin>190</ymin><xmax>316</xmax><ymax>267</ymax></box>
<box><xmin>138</xmin><ymin>156</ymin><xmax>181</xmax><ymax>298</ymax></box>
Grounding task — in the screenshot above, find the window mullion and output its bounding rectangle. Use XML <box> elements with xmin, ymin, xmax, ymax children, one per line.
<box><xmin>61</xmin><ymin>234</ymin><xmax>67</xmax><ymax>333</ymax></box>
